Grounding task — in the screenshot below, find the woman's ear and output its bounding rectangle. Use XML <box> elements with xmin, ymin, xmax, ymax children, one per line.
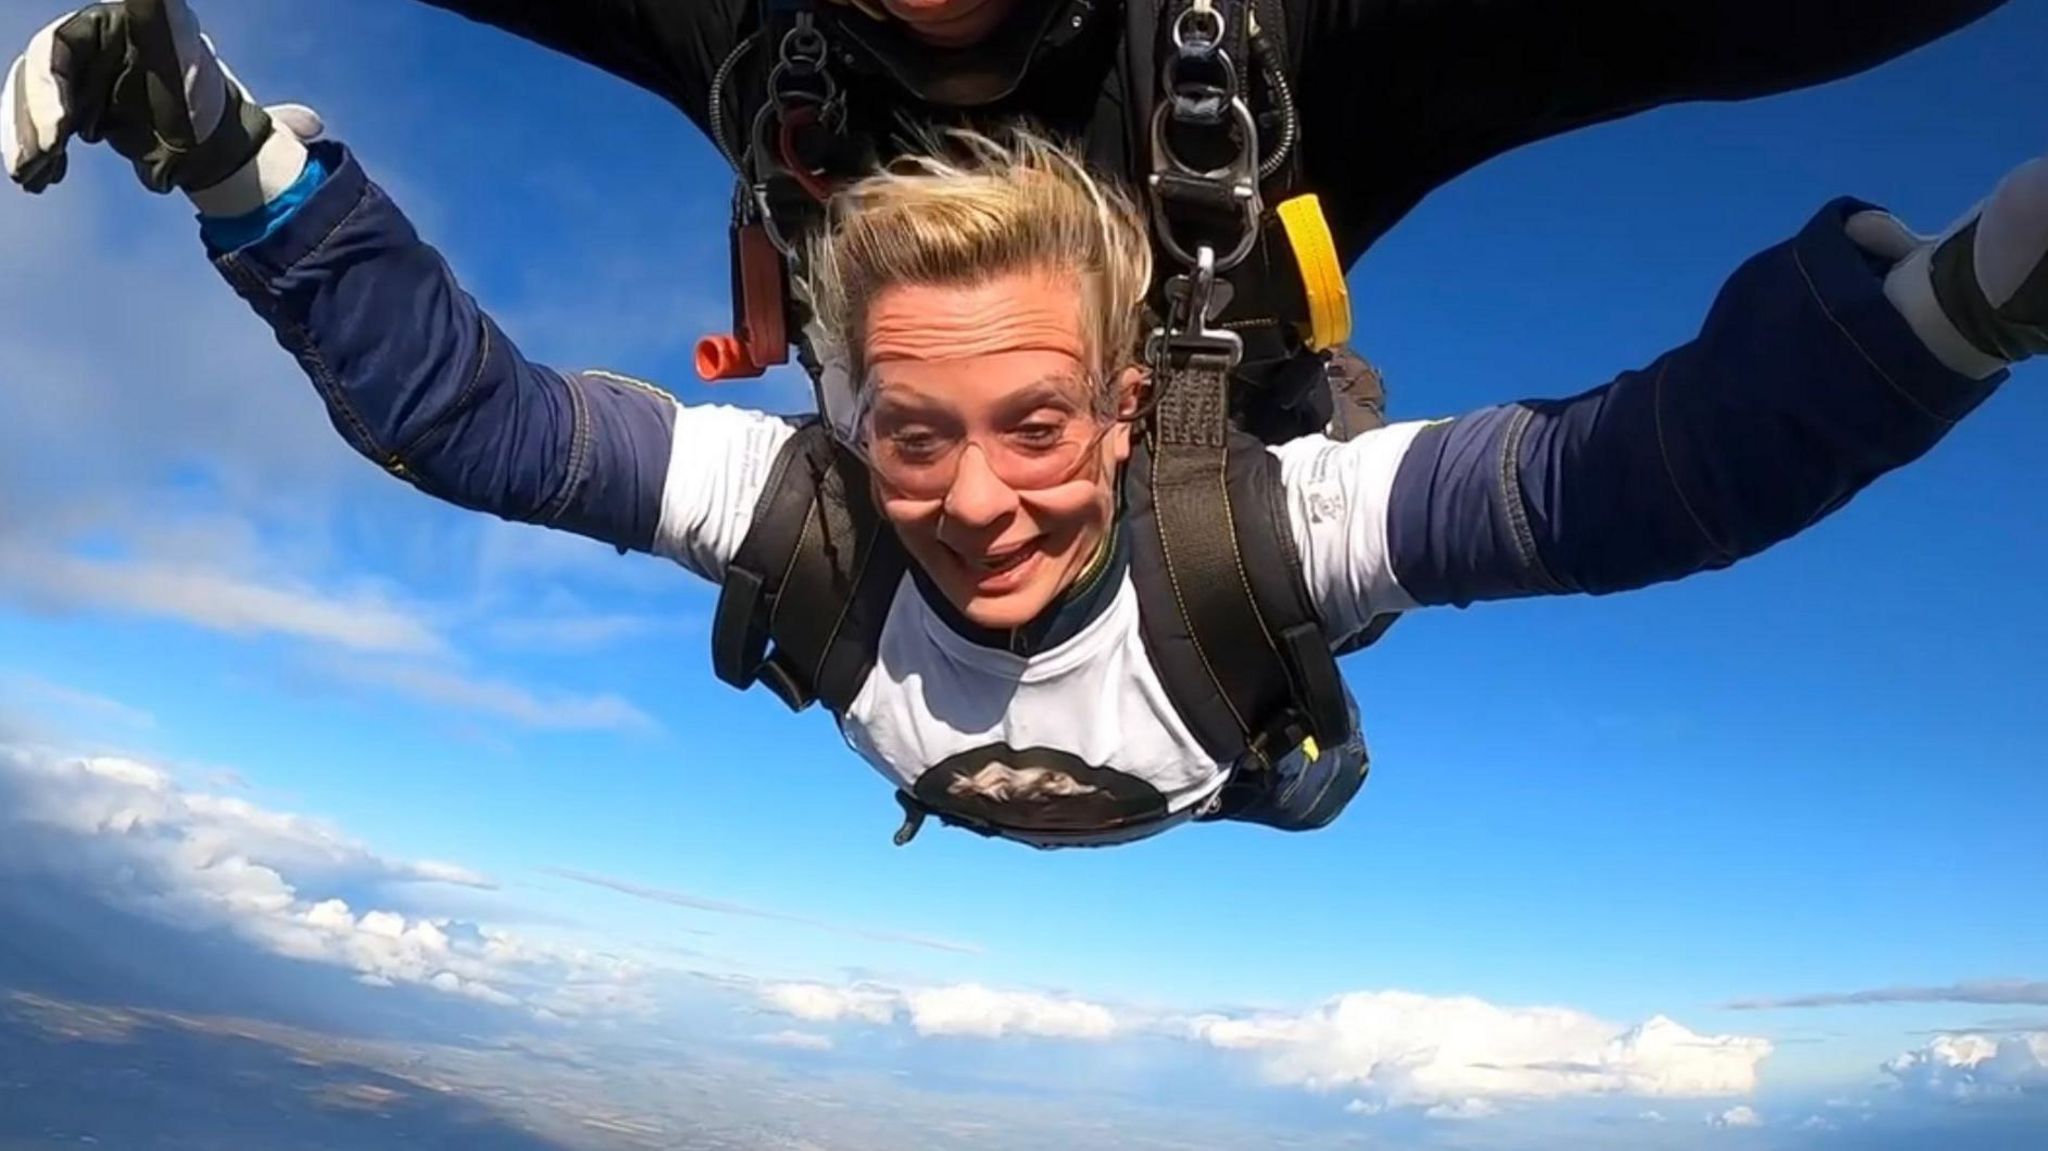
<box><xmin>1116</xmin><ymin>365</ymin><xmax>1149</xmax><ymax>419</ymax></box>
<box><xmin>1107</xmin><ymin>365</ymin><xmax>1148</xmax><ymax>463</ymax></box>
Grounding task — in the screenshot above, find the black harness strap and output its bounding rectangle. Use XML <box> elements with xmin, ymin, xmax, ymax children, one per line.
<box><xmin>1127</xmin><ymin>0</ymin><xmax>1354</xmax><ymax>784</ymax></box>
<box><xmin>1130</xmin><ymin>342</ymin><xmax>1351</xmax><ymax>772</ymax></box>
<box><xmin>711</xmin><ymin>421</ymin><xmax>905</xmax><ymax>713</ymax></box>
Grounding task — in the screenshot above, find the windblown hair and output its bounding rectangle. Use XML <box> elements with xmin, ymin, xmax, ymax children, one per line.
<box><xmin>800</xmin><ymin>125</ymin><xmax>1153</xmax><ymax>413</ymax></box>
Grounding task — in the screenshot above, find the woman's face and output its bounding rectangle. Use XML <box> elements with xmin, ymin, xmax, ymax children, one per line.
<box><xmin>859</xmin><ymin>269</ymin><xmax>1137</xmax><ymax>630</ymax></box>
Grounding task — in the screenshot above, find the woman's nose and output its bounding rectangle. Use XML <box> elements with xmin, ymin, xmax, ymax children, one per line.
<box><xmin>940</xmin><ymin>444</ymin><xmax>1020</xmax><ymax>529</ymax></box>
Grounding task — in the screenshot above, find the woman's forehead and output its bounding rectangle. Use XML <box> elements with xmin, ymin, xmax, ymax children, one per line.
<box><xmin>864</xmin><ymin>273</ymin><xmax>1091</xmax><ymax>363</ymax></box>
<box><xmin>866</xmin><ymin>355</ymin><xmax>1094</xmax><ymax>409</ymax></box>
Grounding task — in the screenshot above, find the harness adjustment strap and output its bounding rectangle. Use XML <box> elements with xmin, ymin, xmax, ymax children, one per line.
<box><xmin>712</xmin><ymin>565</ymin><xmax>770</xmax><ymax>687</ymax></box>
<box><xmin>892</xmin><ymin>792</ymin><xmax>928</xmax><ymax>846</ymax></box>
<box><xmin>710</xmin><ymin>423</ymin><xmax>902</xmax><ymax>716</ymax></box>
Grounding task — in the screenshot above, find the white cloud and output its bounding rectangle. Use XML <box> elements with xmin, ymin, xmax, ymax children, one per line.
<box><xmin>1883</xmin><ymin>1031</ymin><xmax>2048</xmax><ymax>1099</ymax></box>
<box><xmin>1798</xmin><ymin>1114</ymin><xmax>1837</xmax><ymax>1131</ymax></box>
<box><xmin>756</xmin><ymin>1030</ymin><xmax>835</xmax><ymax>1051</ymax></box>
<box><xmin>0</xmin><ymin>740</ymin><xmax>647</xmax><ymax>1020</ymax></box>
<box><xmin>1640</xmin><ymin>1110</ymin><xmax>1668</xmax><ymax>1122</ymax></box>
<box><xmin>0</xmin><ymin>746</ymin><xmax>490</xmax><ymax>894</ymax></box>
<box><xmin>318</xmin><ymin>656</ymin><xmax>659</xmax><ymax>734</ymax></box>
<box><xmin>1710</xmin><ymin>1105</ymin><xmax>1762</xmax><ymax>1128</ymax></box>
<box><xmin>1344</xmin><ymin>1099</ymin><xmax>1384</xmax><ymax>1116</ymax></box>
<box><xmin>753</xmin><ymin>980</ymin><xmax>1122</xmax><ymax>1041</ymax></box>
<box><xmin>759</xmin><ymin>982</ymin><xmax>906</xmax><ymax>1026</ymax></box>
<box><xmin>1424</xmin><ymin>1098</ymin><xmax>1499</xmax><ymax>1121</ymax></box>
<box><xmin>747</xmin><ymin>975</ymin><xmax>1773</xmax><ymax>1118</ymax></box>
<box><xmin>1182</xmin><ymin>992</ymin><xmax>1771</xmax><ymax>1108</ymax></box>
<box><xmin>0</xmin><ymin>547</ymin><xmax>444</xmax><ymax>655</ymax></box>
<box><xmin>902</xmin><ymin>984</ymin><xmax>1121</xmax><ymax>1040</ymax></box>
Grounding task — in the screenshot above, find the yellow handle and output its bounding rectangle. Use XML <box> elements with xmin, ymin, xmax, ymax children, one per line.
<box><xmin>1276</xmin><ymin>194</ymin><xmax>1352</xmax><ymax>352</ymax></box>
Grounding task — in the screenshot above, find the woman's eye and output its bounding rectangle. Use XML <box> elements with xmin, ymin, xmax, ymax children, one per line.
<box><xmin>888</xmin><ymin>429</ymin><xmax>944</xmax><ymax>459</ymax></box>
<box><xmin>1011</xmin><ymin>422</ymin><xmax>1066</xmax><ymax>448</ymax></box>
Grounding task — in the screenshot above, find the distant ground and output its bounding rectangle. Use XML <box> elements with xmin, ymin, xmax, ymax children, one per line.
<box><xmin>0</xmin><ymin>990</ymin><xmax>599</xmax><ymax>1151</ymax></box>
<box><xmin>0</xmin><ymin>990</ymin><xmax>1338</xmax><ymax>1151</ymax></box>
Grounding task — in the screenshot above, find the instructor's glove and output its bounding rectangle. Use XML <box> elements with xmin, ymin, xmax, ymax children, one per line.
<box><xmin>3</xmin><ymin>0</ymin><xmax>318</xmax><ymax>212</ymax></box>
<box><xmin>1849</xmin><ymin>154</ymin><xmax>2048</xmax><ymax>380</ymax></box>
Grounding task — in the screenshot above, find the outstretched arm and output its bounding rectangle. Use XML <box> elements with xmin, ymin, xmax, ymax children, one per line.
<box><xmin>2</xmin><ymin>0</ymin><xmax>791</xmax><ymax>581</ymax></box>
<box><xmin>407</xmin><ymin>0</ymin><xmax>748</xmax><ymax>140</ymax></box>
<box><xmin>1296</xmin><ymin>0</ymin><xmax>2011</xmax><ymax>261</ymax></box>
<box><xmin>1288</xmin><ymin>160</ymin><xmax>2042</xmax><ymax>644</ymax></box>
<box><xmin>205</xmin><ymin>137</ymin><xmax>792</xmax><ymax>580</ymax></box>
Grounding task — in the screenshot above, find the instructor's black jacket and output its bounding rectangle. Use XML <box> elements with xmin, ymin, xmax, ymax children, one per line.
<box><xmin>410</xmin><ymin>0</ymin><xmax>2006</xmax><ymax>268</ymax></box>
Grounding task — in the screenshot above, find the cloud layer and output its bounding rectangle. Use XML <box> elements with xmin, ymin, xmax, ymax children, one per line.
<box><xmin>0</xmin><ymin>741</ymin><xmax>643</xmax><ymax>1020</ymax></box>
<box><xmin>1181</xmin><ymin>992</ymin><xmax>1771</xmax><ymax>1110</ymax></box>
<box><xmin>1884</xmin><ymin>1031</ymin><xmax>2048</xmax><ymax>1099</ymax></box>
<box><xmin>8</xmin><ymin>723</ymin><xmax>2040</xmax><ymax>1149</ymax></box>
<box><xmin>748</xmin><ymin>979</ymin><xmax>1774</xmax><ymax>1114</ymax></box>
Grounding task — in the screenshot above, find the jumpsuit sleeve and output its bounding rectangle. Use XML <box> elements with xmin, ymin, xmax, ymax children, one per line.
<box><xmin>1275</xmin><ymin>197</ymin><xmax>2011</xmax><ymax>645</ymax></box>
<box><xmin>204</xmin><ymin>139</ymin><xmax>796</xmax><ymax>583</ymax></box>
<box><xmin>1292</xmin><ymin>0</ymin><xmax>2011</xmax><ymax>263</ymax></box>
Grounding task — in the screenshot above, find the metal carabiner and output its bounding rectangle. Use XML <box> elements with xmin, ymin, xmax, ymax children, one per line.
<box><xmin>1146</xmin><ymin>246</ymin><xmax>1245</xmax><ymax>369</ymax></box>
<box><xmin>1146</xmin><ymin>94</ymin><xmax>1263</xmax><ymax>271</ymax></box>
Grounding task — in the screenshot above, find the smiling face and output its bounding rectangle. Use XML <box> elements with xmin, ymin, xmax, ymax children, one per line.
<box><xmin>861</xmin><ymin>269</ymin><xmax>1138</xmax><ymax>629</ymax></box>
<box><xmin>799</xmin><ymin>129</ymin><xmax>1156</xmax><ymax>628</ymax></box>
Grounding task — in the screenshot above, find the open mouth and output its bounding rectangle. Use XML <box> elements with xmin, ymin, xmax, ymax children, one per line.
<box><xmin>976</xmin><ymin>546</ymin><xmax>1034</xmax><ymax>574</ymax></box>
<box><xmin>954</xmin><ymin>540</ymin><xmax>1044</xmax><ymax>590</ymax></box>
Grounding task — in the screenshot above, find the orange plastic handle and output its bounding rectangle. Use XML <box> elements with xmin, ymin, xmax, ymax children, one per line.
<box><xmin>695</xmin><ymin>334</ymin><xmax>768</xmax><ymax>381</ymax></box>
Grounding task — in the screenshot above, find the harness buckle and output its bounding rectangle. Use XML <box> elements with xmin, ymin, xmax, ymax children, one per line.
<box><xmin>1146</xmin><ymin>246</ymin><xmax>1244</xmax><ymax>369</ymax></box>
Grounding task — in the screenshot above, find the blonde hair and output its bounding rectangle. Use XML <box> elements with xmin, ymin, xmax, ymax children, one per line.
<box><xmin>799</xmin><ymin>126</ymin><xmax>1153</xmax><ymax>415</ymax></box>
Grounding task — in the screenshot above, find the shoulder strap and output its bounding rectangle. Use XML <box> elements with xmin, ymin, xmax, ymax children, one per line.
<box><xmin>1125</xmin><ymin>345</ymin><xmax>1354</xmax><ymax>771</ymax></box>
<box><xmin>711</xmin><ymin>420</ymin><xmax>905</xmax><ymax>714</ymax></box>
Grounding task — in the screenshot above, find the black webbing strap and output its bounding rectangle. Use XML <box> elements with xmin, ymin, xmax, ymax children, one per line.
<box><xmin>711</xmin><ymin>421</ymin><xmax>904</xmax><ymax>714</ymax></box>
<box><xmin>1132</xmin><ymin>347</ymin><xmax>1352</xmax><ymax>768</ymax></box>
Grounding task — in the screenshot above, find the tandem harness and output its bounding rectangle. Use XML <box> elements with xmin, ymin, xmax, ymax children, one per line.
<box><xmin>699</xmin><ymin>0</ymin><xmax>1398</xmax><ymax>845</ymax></box>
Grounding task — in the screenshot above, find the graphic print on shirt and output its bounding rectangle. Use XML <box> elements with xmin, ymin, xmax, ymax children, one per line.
<box><xmin>912</xmin><ymin>744</ymin><xmax>1171</xmax><ymax>835</ymax></box>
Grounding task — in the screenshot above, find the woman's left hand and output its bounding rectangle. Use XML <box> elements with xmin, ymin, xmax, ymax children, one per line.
<box><xmin>1849</xmin><ymin>151</ymin><xmax>2048</xmax><ymax>379</ymax></box>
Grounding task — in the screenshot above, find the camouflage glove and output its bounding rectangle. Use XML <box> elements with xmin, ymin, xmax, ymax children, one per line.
<box><xmin>4</xmin><ymin>0</ymin><xmax>303</xmax><ymax>201</ymax></box>
<box><xmin>1849</xmin><ymin>154</ymin><xmax>2048</xmax><ymax>379</ymax></box>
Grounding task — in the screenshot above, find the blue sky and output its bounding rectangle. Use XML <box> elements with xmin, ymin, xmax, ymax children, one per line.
<box><xmin>1</xmin><ymin>0</ymin><xmax>2045</xmax><ymax>1145</ymax></box>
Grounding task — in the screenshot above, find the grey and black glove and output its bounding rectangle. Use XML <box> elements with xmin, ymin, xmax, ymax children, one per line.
<box><xmin>4</xmin><ymin>0</ymin><xmax>319</xmax><ymax>211</ymax></box>
<box><xmin>1850</xmin><ymin>156</ymin><xmax>2048</xmax><ymax>379</ymax></box>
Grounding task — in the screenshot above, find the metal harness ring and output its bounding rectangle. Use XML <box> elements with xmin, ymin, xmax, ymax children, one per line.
<box><xmin>1147</xmin><ymin>94</ymin><xmax>1262</xmax><ymax>271</ymax></box>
